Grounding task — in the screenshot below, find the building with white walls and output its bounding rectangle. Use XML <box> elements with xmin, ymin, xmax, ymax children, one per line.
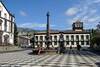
<box><xmin>34</xmin><ymin>20</ymin><xmax>90</xmax><ymax>48</ymax></box>
<box><xmin>0</xmin><ymin>1</ymin><xmax>15</xmax><ymax>45</ymax></box>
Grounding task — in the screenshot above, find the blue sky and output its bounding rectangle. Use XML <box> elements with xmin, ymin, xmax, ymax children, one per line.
<box><xmin>3</xmin><ymin>0</ymin><xmax>100</xmax><ymax>30</ymax></box>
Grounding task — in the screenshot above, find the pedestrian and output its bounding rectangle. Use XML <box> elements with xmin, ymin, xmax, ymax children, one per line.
<box><xmin>70</xmin><ymin>45</ymin><xmax>72</xmax><ymax>50</ymax></box>
<box><xmin>77</xmin><ymin>44</ymin><xmax>81</xmax><ymax>51</ymax></box>
<box><xmin>38</xmin><ymin>44</ymin><xmax>43</xmax><ymax>55</ymax></box>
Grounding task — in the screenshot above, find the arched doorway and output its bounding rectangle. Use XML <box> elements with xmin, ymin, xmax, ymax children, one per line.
<box><xmin>4</xmin><ymin>35</ymin><xmax>9</xmax><ymax>46</ymax></box>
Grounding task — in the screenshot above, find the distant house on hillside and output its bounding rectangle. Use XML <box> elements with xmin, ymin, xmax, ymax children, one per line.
<box><xmin>0</xmin><ymin>1</ymin><xmax>15</xmax><ymax>45</ymax></box>
<box><xmin>17</xmin><ymin>30</ymin><xmax>34</xmax><ymax>47</ymax></box>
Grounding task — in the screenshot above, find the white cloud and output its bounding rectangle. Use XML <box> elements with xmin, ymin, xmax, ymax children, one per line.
<box><xmin>67</xmin><ymin>1</ymin><xmax>99</xmax><ymax>22</ymax></box>
<box><xmin>89</xmin><ymin>0</ymin><xmax>100</xmax><ymax>4</ymax></box>
<box><xmin>66</xmin><ymin>0</ymin><xmax>100</xmax><ymax>29</ymax></box>
<box><xmin>88</xmin><ymin>16</ymin><xmax>100</xmax><ymax>22</ymax></box>
<box><xmin>18</xmin><ymin>23</ymin><xmax>33</xmax><ymax>28</ymax></box>
<box><xmin>94</xmin><ymin>0</ymin><xmax>100</xmax><ymax>3</ymax></box>
<box><xmin>18</xmin><ymin>22</ymin><xmax>56</xmax><ymax>28</ymax></box>
<box><xmin>65</xmin><ymin>7</ymin><xmax>79</xmax><ymax>16</ymax></box>
<box><xmin>20</xmin><ymin>10</ymin><xmax>27</xmax><ymax>16</ymax></box>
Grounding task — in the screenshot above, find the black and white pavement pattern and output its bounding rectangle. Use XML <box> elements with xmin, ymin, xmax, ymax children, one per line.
<box><xmin>0</xmin><ymin>50</ymin><xmax>100</xmax><ymax>67</ymax></box>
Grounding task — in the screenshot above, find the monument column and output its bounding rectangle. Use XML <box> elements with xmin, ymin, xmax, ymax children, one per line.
<box><xmin>46</xmin><ymin>12</ymin><xmax>50</xmax><ymax>49</ymax></box>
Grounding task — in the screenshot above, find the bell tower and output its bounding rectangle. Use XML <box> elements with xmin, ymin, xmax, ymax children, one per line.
<box><xmin>72</xmin><ymin>20</ymin><xmax>83</xmax><ymax>31</ymax></box>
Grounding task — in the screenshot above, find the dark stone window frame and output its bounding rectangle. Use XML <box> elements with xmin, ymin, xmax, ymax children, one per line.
<box><xmin>4</xmin><ymin>19</ymin><xmax>7</xmax><ymax>32</ymax></box>
<box><xmin>66</xmin><ymin>41</ymin><xmax>69</xmax><ymax>45</ymax></box>
<box><xmin>86</xmin><ymin>35</ymin><xmax>89</xmax><ymax>40</ymax></box>
<box><xmin>54</xmin><ymin>41</ymin><xmax>57</xmax><ymax>45</ymax></box>
<box><xmin>76</xmin><ymin>35</ymin><xmax>79</xmax><ymax>41</ymax></box>
<box><xmin>66</xmin><ymin>35</ymin><xmax>69</xmax><ymax>41</ymax></box>
<box><xmin>86</xmin><ymin>41</ymin><xmax>89</xmax><ymax>45</ymax></box>
<box><xmin>0</xmin><ymin>11</ymin><xmax>1</xmax><ymax>17</ymax></box>
<box><xmin>40</xmin><ymin>36</ymin><xmax>43</xmax><ymax>41</ymax></box>
<box><xmin>71</xmin><ymin>41</ymin><xmax>74</xmax><ymax>45</ymax></box>
<box><xmin>54</xmin><ymin>35</ymin><xmax>57</xmax><ymax>41</ymax></box>
<box><xmin>81</xmin><ymin>41</ymin><xmax>84</xmax><ymax>45</ymax></box>
<box><xmin>81</xmin><ymin>35</ymin><xmax>84</xmax><ymax>41</ymax></box>
<box><xmin>71</xmin><ymin>35</ymin><xmax>74</xmax><ymax>41</ymax></box>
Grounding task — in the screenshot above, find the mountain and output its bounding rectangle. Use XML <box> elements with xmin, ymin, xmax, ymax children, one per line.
<box><xmin>17</xmin><ymin>27</ymin><xmax>35</xmax><ymax>32</ymax></box>
<box><xmin>17</xmin><ymin>27</ymin><xmax>60</xmax><ymax>33</ymax></box>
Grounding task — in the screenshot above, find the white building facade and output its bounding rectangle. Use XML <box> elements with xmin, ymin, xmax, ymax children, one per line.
<box><xmin>0</xmin><ymin>1</ymin><xmax>15</xmax><ymax>45</ymax></box>
<box><xmin>34</xmin><ymin>20</ymin><xmax>91</xmax><ymax>48</ymax></box>
<box><xmin>18</xmin><ymin>31</ymin><xmax>32</xmax><ymax>47</ymax></box>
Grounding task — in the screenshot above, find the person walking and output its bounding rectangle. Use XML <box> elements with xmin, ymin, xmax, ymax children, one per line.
<box><xmin>37</xmin><ymin>44</ymin><xmax>42</xmax><ymax>55</ymax></box>
<box><xmin>77</xmin><ymin>44</ymin><xmax>81</xmax><ymax>51</ymax></box>
<box><xmin>70</xmin><ymin>45</ymin><xmax>72</xmax><ymax>50</ymax></box>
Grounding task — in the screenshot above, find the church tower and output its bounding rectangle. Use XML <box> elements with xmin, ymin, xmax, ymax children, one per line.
<box><xmin>72</xmin><ymin>20</ymin><xmax>83</xmax><ymax>31</ymax></box>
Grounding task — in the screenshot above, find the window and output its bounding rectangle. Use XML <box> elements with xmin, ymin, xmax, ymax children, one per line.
<box><xmin>71</xmin><ymin>41</ymin><xmax>74</xmax><ymax>45</ymax></box>
<box><xmin>81</xmin><ymin>41</ymin><xmax>84</xmax><ymax>45</ymax></box>
<box><xmin>86</xmin><ymin>41</ymin><xmax>89</xmax><ymax>45</ymax></box>
<box><xmin>0</xmin><ymin>19</ymin><xmax>2</xmax><ymax>30</ymax></box>
<box><xmin>50</xmin><ymin>36</ymin><xmax>52</xmax><ymax>41</ymax></box>
<box><xmin>11</xmin><ymin>16</ymin><xmax>13</xmax><ymax>22</ymax></box>
<box><xmin>9</xmin><ymin>15</ymin><xmax>11</xmax><ymax>20</ymax></box>
<box><xmin>81</xmin><ymin>35</ymin><xmax>84</xmax><ymax>40</ymax></box>
<box><xmin>4</xmin><ymin>13</ymin><xmax>7</xmax><ymax>19</ymax></box>
<box><xmin>4</xmin><ymin>19</ymin><xmax>7</xmax><ymax>31</ymax></box>
<box><xmin>11</xmin><ymin>22</ymin><xmax>12</xmax><ymax>33</ymax></box>
<box><xmin>45</xmin><ymin>41</ymin><xmax>46</xmax><ymax>44</ymax></box>
<box><xmin>75</xmin><ymin>23</ymin><xmax>80</xmax><ymax>27</ymax></box>
<box><xmin>50</xmin><ymin>41</ymin><xmax>52</xmax><ymax>45</ymax></box>
<box><xmin>54</xmin><ymin>41</ymin><xmax>57</xmax><ymax>45</ymax></box>
<box><xmin>0</xmin><ymin>11</ymin><xmax>1</xmax><ymax>17</ymax></box>
<box><xmin>76</xmin><ymin>35</ymin><xmax>79</xmax><ymax>41</ymax></box>
<box><xmin>54</xmin><ymin>36</ymin><xmax>57</xmax><ymax>41</ymax></box>
<box><xmin>9</xmin><ymin>22</ymin><xmax>11</xmax><ymax>32</ymax></box>
<box><xmin>66</xmin><ymin>41</ymin><xmax>69</xmax><ymax>45</ymax></box>
<box><xmin>35</xmin><ymin>36</ymin><xmax>38</xmax><ymax>41</ymax></box>
<box><xmin>0</xmin><ymin>23</ymin><xmax>2</xmax><ymax>30</ymax></box>
<box><xmin>36</xmin><ymin>42</ymin><xmax>38</xmax><ymax>45</ymax></box>
<box><xmin>71</xmin><ymin>35</ymin><xmax>74</xmax><ymax>41</ymax></box>
<box><xmin>40</xmin><ymin>42</ymin><xmax>43</xmax><ymax>45</ymax></box>
<box><xmin>40</xmin><ymin>36</ymin><xmax>43</xmax><ymax>40</ymax></box>
<box><xmin>45</xmin><ymin>36</ymin><xmax>46</xmax><ymax>40</ymax></box>
<box><xmin>80</xmin><ymin>23</ymin><xmax>83</xmax><ymax>27</ymax></box>
<box><xmin>76</xmin><ymin>41</ymin><xmax>79</xmax><ymax>45</ymax></box>
<box><xmin>86</xmin><ymin>35</ymin><xmax>89</xmax><ymax>40</ymax></box>
<box><xmin>66</xmin><ymin>35</ymin><xmax>69</xmax><ymax>41</ymax></box>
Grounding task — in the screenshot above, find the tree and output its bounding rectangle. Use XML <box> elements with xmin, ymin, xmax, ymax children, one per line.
<box><xmin>14</xmin><ymin>23</ymin><xmax>18</xmax><ymax>46</ymax></box>
<box><xmin>96</xmin><ymin>22</ymin><xmax>100</xmax><ymax>30</ymax></box>
<box><xmin>30</xmin><ymin>36</ymin><xmax>35</xmax><ymax>48</ymax></box>
<box><xmin>90</xmin><ymin>28</ymin><xmax>100</xmax><ymax>48</ymax></box>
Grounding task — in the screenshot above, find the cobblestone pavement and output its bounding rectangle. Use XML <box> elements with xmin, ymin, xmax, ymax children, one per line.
<box><xmin>0</xmin><ymin>50</ymin><xmax>100</xmax><ymax>67</ymax></box>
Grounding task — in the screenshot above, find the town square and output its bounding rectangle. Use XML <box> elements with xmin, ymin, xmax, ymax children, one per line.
<box><xmin>0</xmin><ymin>0</ymin><xmax>100</xmax><ymax>67</ymax></box>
